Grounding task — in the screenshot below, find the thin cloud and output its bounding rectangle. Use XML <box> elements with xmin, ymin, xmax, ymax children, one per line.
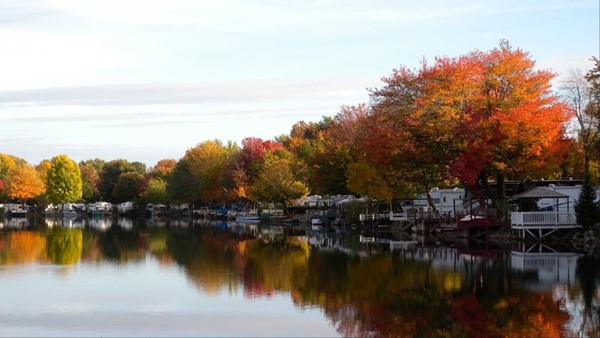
<box><xmin>0</xmin><ymin>77</ymin><xmax>377</xmax><ymax>106</ymax></box>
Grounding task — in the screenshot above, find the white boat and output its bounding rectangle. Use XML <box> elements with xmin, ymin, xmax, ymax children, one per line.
<box><xmin>151</xmin><ymin>204</ymin><xmax>168</xmax><ymax>216</ymax></box>
<box><xmin>311</xmin><ymin>217</ymin><xmax>326</xmax><ymax>231</ymax></box>
<box><xmin>4</xmin><ymin>204</ymin><xmax>28</xmax><ymax>217</ymax></box>
<box><xmin>236</xmin><ymin>209</ymin><xmax>260</xmax><ymax>222</ymax></box>
<box><xmin>61</xmin><ymin>203</ymin><xmax>80</xmax><ymax>218</ymax></box>
<box><xmin>45</xmin><ymin>204</ymin><xmax>59</xmax><ymax>216</ymax></box>
<box><xmin>87</xmin><ymin>202</ymin><xmax>112</xmax><ymax>217</ymax></box>
<box><xmin>117</xmin><ymin>201</ymin><xmax>134</xmax><ymax>214</ymax></box>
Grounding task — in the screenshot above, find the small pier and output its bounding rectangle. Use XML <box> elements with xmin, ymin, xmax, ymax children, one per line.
<box><xmin>510</xmin><ymin>211</ymin><xmax>580</xmax><ymax>240</ymax></box>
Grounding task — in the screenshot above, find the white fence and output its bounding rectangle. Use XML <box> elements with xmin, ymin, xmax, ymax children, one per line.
<box><xmin>510</xmin><ymin>211</ymin><xmax>577</xmax><ymax>227</ymax></box>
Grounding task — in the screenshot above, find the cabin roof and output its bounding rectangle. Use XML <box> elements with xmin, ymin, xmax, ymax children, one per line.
<box><xmin>507</xmin><ymin>187</ymin><xmax>569</xmax><ymax>201</ymax></box>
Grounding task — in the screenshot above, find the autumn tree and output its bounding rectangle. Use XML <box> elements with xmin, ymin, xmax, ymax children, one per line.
<box><xmin>456</xmin><ymin>41</ymin><xmax>571</xmax><ymax>218</ymax></box>
<box><xmin>231</xmin><ymin>137</ymin><xmax>284</xmax><ymax>199</ymax></box>
<box><xmin>168</xmin><ymin>140</ymin><xmax>239</xmax><ymax>204</ymax></box>
<box><xmin>149</xmin><ymin>159</ymin><xmax>177</xmax><ymax>180</ymax></box>
<box><xmin>246</xmin><ymin>150</ymin><xmax>309</xmax><ymax>212</ymax></box>
<box><xmin>369</xmin><ymin>64</ymin><xmax>462</xmax><ymax>209</ymax></box>
<box><xmin>36</xmin><ymin>160</ymin><xmax>52</xmax><ymax>184</ymax></box>
<box><xmin>279</xmin><ymin>116</ymin><xmax>355</xmax><ymax>195</ymax></box>
<box><xmin>46</xmin><ymin>155</ymin><xmax>83</xmax><ymax>204</ymax></box>
<box><xmin>369</xmin><ymin>41</ymin><xmax>571</xmax><ymax>219</ymax></box>
<box><xmin>79</xmin><ymin>164</ymin><xmax>101</xmax><ymax>202</ymax></box>
<box><xmin>308</xmin><ymin>108</ymin><xmax>370</xmax><ymax>195</ymax></box>
<box><xmin>346</xmin><ymin>161</ymin><xmax>392</xmax><ymax>201</ymax></box>
<box><xmin>7</xmin><ymin>162</ymin><xmax>45</xmax><ymax>202</ymax></box>
<box><xmin>238</xmin><ymin>137</ymin><xmax>283</xmax><ymax>182</ymax></box>
<box><xmin>0</xmin><ymin>154</ymin><xmax>25</xmax><ymax>201</ymax></box>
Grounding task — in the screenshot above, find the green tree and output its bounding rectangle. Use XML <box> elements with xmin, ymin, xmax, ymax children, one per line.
<box><xmin>112</xmin><ymin>172</ymin><xmax>145</xmax><ymax>203</ymax></box>
<box><xmin>168</xmin><ymin>159</ymin><xmax>198</xmax><ymax>203</ymax></box>
<box><xmin>575</xmin><ymin>175</ymin><xmax>600</xmax><ymax>229</ymax></box>
<box><xmin>46</xmin><ymin>155</ymin><xmax>83</xmax><ymax>204</ymax></box>
<box><xmin>141</xmin><ymin>177</ymin><xmax>169</xmax><ymax>204</ymax></box>
<box><xmin>99</xmin><ymin>159</ymin><xmax>144</xmax><ymax>202</ymax></box>
<box><xmin>79</xmin><ymin>164</ymin><xmax>101</xmax><ymax>202</ymax></box>
<box><xmin>79</xmin><ymin>158</ymin><xmax>106</xmax><ymax>174</ymax></box>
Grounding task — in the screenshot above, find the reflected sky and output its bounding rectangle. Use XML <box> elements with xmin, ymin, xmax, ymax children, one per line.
<box><xmin>0</xmin><ymin>255</ymin><xmax>338</xmax><ymax>337</ymax></box>
<box><xmin>0</xmin><ymin>223</ymin><xmax>598</xmax><ymax>337</ymax></box>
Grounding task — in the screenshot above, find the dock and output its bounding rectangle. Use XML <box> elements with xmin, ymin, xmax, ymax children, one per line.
<box><xmin>510</xmin><ymin>211</ymin><xmax>580</xmax><ymax>240</ymax></box>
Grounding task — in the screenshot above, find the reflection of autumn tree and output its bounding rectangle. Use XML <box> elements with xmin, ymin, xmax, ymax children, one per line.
<box><xmin>243</xmin><ymin>239</ymin><xmax>309</xmax><ymax>297</ymax></box>
<box><xmin>294</xmin><ymin>252</ymin><xmax>466</xmax><ymax>337</ymax></box>
<box><xmin>97</xmin><ymin>231</ymin><xmax>145</xmax><ymax>262</ymax></box>
<box><xmin>146</xmin><ymin>230</ymin><xmax>174</xmax><ymax>265</ymax></box>
<box><xmin>492</xmin><ymin>293</ymin><xmax>570</xmax><ymax>337</ymax></box>
<box><xmin>0</xmin><ymin>232</ymin><xmax>47</xmax><ymax>264</ymax></box>
<box><xmin>167</xmin><ymin>229</ymin><xmax>241</xmax><ymax>295</ymax></box>
<box><xmin>46</xmin><ymin>229</ymin><xmax>83</xmax><ymax>265</ymax></box>
<box><xmin>450</xmin><ymin>257</ymin><xmax>570</xmax><ymax>338</ymax></box>
<box><xmin>80</xmin><ymin>231</ymin><xmax>102</xmax><ymax>262</ymax></box>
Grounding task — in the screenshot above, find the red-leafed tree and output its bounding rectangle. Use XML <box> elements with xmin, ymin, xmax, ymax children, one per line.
<box><xmin>230</xmin><ymin>137</ymin><xmax>284</xmax><ymax>199</ymax></box>
<box><xmin>369</xmin><ymin>41</ymin><xmax>571</xmax><ymax>218</ymax></box>
<box><xmin>149</xmin><ymin>159</ymin><xmax>177</xmax><ymax>180</ymax></box>
<box><xmin>450</xmin><ymin>41</ymin><xmax>571</xmax><ymax>218</ymax></box>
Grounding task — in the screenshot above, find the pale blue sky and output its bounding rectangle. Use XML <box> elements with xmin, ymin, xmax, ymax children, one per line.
<box><xmin>0</xmin><ymin>0</ymin><xmax>598</xmax><ymax>166</ymax></box>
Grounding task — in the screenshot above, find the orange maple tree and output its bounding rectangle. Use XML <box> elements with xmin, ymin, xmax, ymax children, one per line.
<box><xmin>368</xmin><ymin>41</ymin><xmax>571</xmax><ymax>213</ymax></box>
<box><xmin>7</xmin><ymin>162</ymin><xmax>45</xmax><ymax>202</ymax></box>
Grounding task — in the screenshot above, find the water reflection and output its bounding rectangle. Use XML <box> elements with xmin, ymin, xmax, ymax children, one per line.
<box><xmin>0</xmin><ymin>216</ymin><xmax>597</xmax><ymax>337</ymax></box>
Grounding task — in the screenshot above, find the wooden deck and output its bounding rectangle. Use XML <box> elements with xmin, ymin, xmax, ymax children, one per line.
<box><xmin>510</xmin><ymin>211</ymin><xmax>580</xmax><ymax>240</ymax></box>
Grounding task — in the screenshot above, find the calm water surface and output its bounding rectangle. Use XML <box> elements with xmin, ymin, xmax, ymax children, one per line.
<box><xmin>0</xmin><ymin>216</ymin><xmax>598</xmax><ymax>337</ymax></box>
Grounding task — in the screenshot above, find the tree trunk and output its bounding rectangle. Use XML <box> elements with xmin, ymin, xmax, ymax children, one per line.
<box><xmin>426</xmin><ymin>190</ymin><xmax>438</xmax><ymax>213</ymax></box>
<box><xmin>496</xmin><ymin>173</ymin><xmax>506</xmax><ymax>222</ymax></box>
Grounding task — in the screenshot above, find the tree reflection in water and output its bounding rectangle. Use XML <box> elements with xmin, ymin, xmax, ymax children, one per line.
<box><xmin>0</xmin><ymin>224</ymin><xmax>595</xmax><ymax>337</ymax></box>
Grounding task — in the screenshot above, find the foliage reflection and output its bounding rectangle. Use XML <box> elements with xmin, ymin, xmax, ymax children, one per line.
<box><xmin>0</xmin><ymin>225</ymin><xmax>596</xmax><ymax>337</ymax></box>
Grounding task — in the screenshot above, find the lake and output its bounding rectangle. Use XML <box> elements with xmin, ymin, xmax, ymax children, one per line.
<box><xmin>0</xmin><ymin>216</ymin><xmax>598</xmax><ymax>337</ymax></box>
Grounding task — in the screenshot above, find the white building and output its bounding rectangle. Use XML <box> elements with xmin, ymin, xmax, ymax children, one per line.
<box><xmin>536</xmin><ymin>184</ymin><xmax>600</xmax><ymax>212</ymax></box>
<box><xmin>402</xmin><ymin>188</ymin><xmax>465</xmax><ymax>216</ymax></box>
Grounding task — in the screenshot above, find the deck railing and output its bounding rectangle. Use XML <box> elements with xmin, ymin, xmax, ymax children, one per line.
<box><xmin>389</xmin><ymin>212</ymin><xmax>408</xmax><ymax>221</ymax></box>
<box><xmin>510</xmin><ymin>211</ymin><xmax>577</xmax><ymax>226</ymax></box>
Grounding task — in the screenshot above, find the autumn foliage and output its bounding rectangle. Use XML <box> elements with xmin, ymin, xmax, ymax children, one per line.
<box><xmin>0</xmin><ymin>41</ymin><xmax>585</xmax><ymax>209</ymax></box>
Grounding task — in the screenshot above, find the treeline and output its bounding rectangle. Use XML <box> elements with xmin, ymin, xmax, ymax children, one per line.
<box><xmin>1</xmin><ymin>42</ymin><xmax>599</xmax><ymax>210</ymax></box>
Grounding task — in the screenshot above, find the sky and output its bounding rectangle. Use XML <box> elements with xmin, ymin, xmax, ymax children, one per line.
<box><xmin>0</xmin><ymin>0</ymin><xmax>598</xmax><ymax>167</ymax></box>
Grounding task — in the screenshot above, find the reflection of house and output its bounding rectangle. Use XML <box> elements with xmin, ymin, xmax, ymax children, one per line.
<box><xmin>511</xmin><ymin>248</ymin><xmax>581</xmax><ymax>289</ymax></box>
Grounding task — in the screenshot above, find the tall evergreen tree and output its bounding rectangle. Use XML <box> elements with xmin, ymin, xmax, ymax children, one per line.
<box><xmin>575</xmin><ymin>175</ymin><xmax>600</xmax><ymax>229</ymax></box>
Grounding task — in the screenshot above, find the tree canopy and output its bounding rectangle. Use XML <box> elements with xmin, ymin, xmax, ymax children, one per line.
<box><xmin>46</xmin><ymin>155</ymin><xmax>83</xmax><ymax>204</ymax></box>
